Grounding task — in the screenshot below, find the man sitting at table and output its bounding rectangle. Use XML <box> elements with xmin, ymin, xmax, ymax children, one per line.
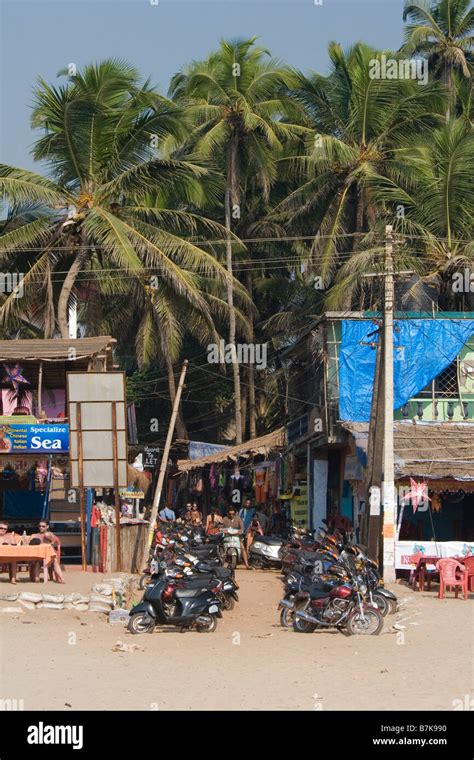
<box><xmin>29</xmin><ymin>520</ymin><xmax>64</xmax><ymax>584</ymax></box>
<box><xmin>0</xmin><ymin>521</ymin><xmax>20</xmax><ymax>584</ymax></box>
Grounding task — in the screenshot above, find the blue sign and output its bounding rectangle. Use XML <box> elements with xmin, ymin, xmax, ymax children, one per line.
<box><xmin>0</xmin><ymin>424</ymin><xmax>69</xmax><ymax>454</ymax></box>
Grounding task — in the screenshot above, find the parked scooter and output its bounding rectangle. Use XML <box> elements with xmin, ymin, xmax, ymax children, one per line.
<box><xmin>128</xmin><ymin>576</ymin><xmax>222</xmax><ymax>634</ymax></box>
<box><xmin>221</xmin><ymin>527</ymin><xmax>242</xmax><ymax>569</ymax></box>
<box><xmin>248</xmin><ymin>534</ymin><xmax>285</xmax><ymax>569</ymax></box>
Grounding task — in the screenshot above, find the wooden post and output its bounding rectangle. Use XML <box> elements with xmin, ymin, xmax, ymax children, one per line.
<box><xmin>77</xmin><ymin>403</ymin><xmax>87</xmax><ymax>571</ymax></box>
<box><xmin>112</xmin><ymin>401</ymin><xmax>122</xmax><ymax>572</ymax></box>
<box><xmin>38</xmin><ymin>361</ymin><xmax>43</xmax><ymax>418</ymax></box>
<box><xmin>141</xmin><ymin>360</ymin><xmax>188</xmax><ymax>570</ymax></box>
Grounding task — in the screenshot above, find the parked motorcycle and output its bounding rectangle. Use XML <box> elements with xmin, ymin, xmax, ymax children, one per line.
<box><xmin>291</xmin><ymin>552</ymin><xmax>384</xmax><ymax>636</ymax></box>
<box><xmin>128</xmin><ymin>576</ymin><xmax>222</xmax><ymax>634</ymax></box>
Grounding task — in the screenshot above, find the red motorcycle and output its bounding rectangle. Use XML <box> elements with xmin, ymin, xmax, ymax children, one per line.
<box><xmin>292</xmin><ymin>552</ymin><xmax>384</xmax><ymax>636</ymax></box>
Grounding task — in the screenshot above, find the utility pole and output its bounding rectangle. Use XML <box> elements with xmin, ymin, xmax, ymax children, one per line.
<box><xmin>381</xmin><ymin>225</ymin><xmax>396</xmax><ymax>582</ymax></box>
<box><xmin>141</xmin><ymin>360</ymin><xmax>188</xmax><ymax>570</ymax></box>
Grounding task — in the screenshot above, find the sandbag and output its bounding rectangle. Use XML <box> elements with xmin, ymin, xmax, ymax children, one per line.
<box><xmin>19</xmin><ymin>592</ymin><xmax>42</xmax><ymax>603</ymax></box>
<box><xmin>91</xmin><ymin>584</ymin><xmax>113</xmax><ymax>596</ymax></box>
<box><xmin>1</xmin><ymin>606</ymin><xmax>24</xmax><ymax>614</ymax></box>
<box><xmin>42</xmin><ymin>602</ymin><xmax>65</xmax><ymax>610</ymax></box>
<box><xmin>0</xmin><ymin>594</ymin><xmax>18</xmax><ymax>602</ymax></box>
<box><xmin>89</xmin><ymin>603</ymin><xmax>111</xmax><ymax>613</ymax></box>
<box><xmin>18</xmin><ymin>600</ymin><xmax>36</xmax><ymax>610</ymax></box>
<box><xmin>90</xmin><ymin>593</ymin><xmax>114</xmax><ymax>607</ymax></box>
<box><xmin>42</xmin><ymin>593</ymin><xmax>65</xmax><ymax>604</ymax></box>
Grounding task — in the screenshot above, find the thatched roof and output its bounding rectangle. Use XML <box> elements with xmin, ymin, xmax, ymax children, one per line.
<box><xmin>127</xmin><ymin>464</ymin><xmax>151</xmax><ymax>492</ymax></box>
<box><xmin>177</xmin><ymin>427</ymin><xmax>286</xmax><ymax>472</ymax></box>
<box><xmin>342</xmin><ymin>421</ymin><xmax>474</xmax><ymax>481</ymax></box>
<box><xmin>0</xmin><ymin>336</ymin><xmax>116</xmax><ymax>362</ymax></box>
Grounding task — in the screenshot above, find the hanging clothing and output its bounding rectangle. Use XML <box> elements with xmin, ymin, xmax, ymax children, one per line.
<box><xmin>209</xmin><ymin>464</ymin><xmax>217</xmax><ymax>490</ymax></box>
<box><xmin>255</xmin><ymin>468</ymin><xmax>266</xmax><ymax>504</ymax></box>
<box><xmin>230</xmin><ymin>474</ymin><xmax>245</xmax><ymax>507</ymax></box>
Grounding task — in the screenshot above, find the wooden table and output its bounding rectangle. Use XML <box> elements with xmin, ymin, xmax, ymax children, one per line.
<box><xmin>0</xmin><ymin>545</ymin><xmax>56</xmax><ymax>584</ymax></box>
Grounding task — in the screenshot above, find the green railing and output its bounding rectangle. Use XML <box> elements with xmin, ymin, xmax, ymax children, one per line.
<box><xmin>394</xmin><ymin>397</ymin><xmax>474</xmax><ymax>422</ymax></box>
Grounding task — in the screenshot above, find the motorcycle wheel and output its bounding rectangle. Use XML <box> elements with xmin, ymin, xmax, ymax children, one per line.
<box><xmin>228</xmin><ymin>551</ymin><xmax>238</xmax><ymax>570</ymax></box>
<box><xmin>127</xmin><ymin>612</ymin><xmax>155</xmax><ymax>635</ymax></box>
<box><xmin>371</xmin><ymin>593</ymin><xmax>390</xmax><ymax>617</ymax></box>
<box><xmin>195</xmin><ymin>614</ymin><xmax>217</xmax><ymax>633</ymax></box>
<box><xmin>346</xmin><ymin>607</ymin><xmax>383</xmax><ymax>636</ymax></box>
<box><xmin>279</xmin><ymin>606</ymin><xmax>295</xmax><ymax>628</ymax></box>
<box><xmin>223</xmin><ymin>594</ymin><xmax>235</xmax><ymax>611</ymax></box>
<box><xmin>387</xmin><ymin>598</ymin><xmax>398</xmax><ymax>615</ymax></box>
<box><xmin>139</xmin><ymin>574</ymin><xmax>152</xmax><ymax>590</ymax></box>
<box><xmin>292</xmin><ymin>604</ymin><xmax>316</xmax><ymax>633</ymax></box>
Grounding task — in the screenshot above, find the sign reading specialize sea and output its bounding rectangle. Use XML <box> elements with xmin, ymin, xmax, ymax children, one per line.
<box><xmin>0</xmin><ymin>424</ymin><xmax>69</xmax><ymax>453</ymax></box>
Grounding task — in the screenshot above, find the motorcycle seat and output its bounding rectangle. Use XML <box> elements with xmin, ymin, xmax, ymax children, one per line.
<box><xmin>294</xmin><ymin>551</ymin><xmax>323</xmax><ymax>562</ymax></box>
<box><xmin>309</xmin><ymin>579</ymin><xmax>339</xmax><ymax>598</ymax></box>
<box><xmin>174</xmin><ymin>587</ymin><xmax>210</xmax><ymax>598</ymax></box>
<box><xmin>309</xmin><ymin>587</ymin><xmax>331</xmax><ymax>599</ymax></box>
<box><xmin>206</xmin><ymin>566</ymin><xmax>233</xmax><ymax>580</ymax></box>
<box><xmin>255</xmin><ymin>536</ymin><xmax>282</xmax><ymax>546</ymax></box>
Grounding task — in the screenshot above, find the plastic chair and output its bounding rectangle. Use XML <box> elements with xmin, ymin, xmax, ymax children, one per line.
<box><xmin>460</xmin><ymin>556</ymin><xmax>474</xmax><ymax>592</ymax></box>
<box><xmin>436</xmin><ymin>559</ymin><xmax>468</xmax><ymax>600</ymax></box>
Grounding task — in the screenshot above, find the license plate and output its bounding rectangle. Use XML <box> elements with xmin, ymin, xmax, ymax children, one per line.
<box><xmin>208</xmin><ymin>605</ymin><xmax>218</xmax><ymax>614</ymax></box>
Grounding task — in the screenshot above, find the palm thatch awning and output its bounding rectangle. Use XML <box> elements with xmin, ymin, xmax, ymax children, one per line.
<box><xmin>342</xmin><ymin>421</ymin><xmax>474</xmax><ymax>481</ymax></box>
<box><xmin>0</xmin><ymin>337</ymin><xmax>117</xmax><ymax>387</ymax></box>
<box><xmin>0</xmin><ymin>337</ymin><xmax>116</xmax><ymax>363</ymax></box>
<box><xmin>177</xmin><ymin>427</ymin><xmax>286</xmax><ymax>472</ymax></box>
<box><xmin>127</xmin><ymin>464</ymin><xmax>151</xmax><ymax>492</ymax></box>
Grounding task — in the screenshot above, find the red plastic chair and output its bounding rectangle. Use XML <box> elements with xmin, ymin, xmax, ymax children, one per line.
<box><xmin>460</xmin><ymin>556</ymin><xmax>474</xmax><ymax>592</ymax></box>
<box><xmin>436</xmin><ymin>559</ymin><xmax>468</xmax><ymax>600</ymax></box>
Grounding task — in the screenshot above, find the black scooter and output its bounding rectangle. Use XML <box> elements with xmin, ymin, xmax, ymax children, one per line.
<box><xmin>128</xmin><ymin>576</ymin><xmax>222</xmax><ymax>634</ymax></box>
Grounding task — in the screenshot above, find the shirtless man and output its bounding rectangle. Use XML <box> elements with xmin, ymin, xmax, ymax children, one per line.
<box><xmin>0</xmin><ymin>521</ymin><xmax>19</xmax><ymax>583</ymax></box>
<box><xmin>29</xmin><ymin>520</ymin><xmax>64</xmax><ymax>583</ymax></box>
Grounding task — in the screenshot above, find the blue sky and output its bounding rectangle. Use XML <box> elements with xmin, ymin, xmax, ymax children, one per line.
<box><xmin>1</xmin><ymin>0</ymin><xmax>405</xmax><ymax>171</ymax></box>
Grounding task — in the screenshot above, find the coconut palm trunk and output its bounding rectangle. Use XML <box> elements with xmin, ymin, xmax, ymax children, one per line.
<box><xmin>166</xmin><ymin>354</ymin><xmax>188</xmax><ymax>440</ymax></box>
<box><xmin>57</xmin><ymin>246</ymin><xmax>89</xmax><ymax>339</ymax></box>
<box><xmin>225</xmin><ymin>136</ymin><xmax>243</xmax><ymax>444</ymax></box>
<box><xmin>245</xmin><ymin>268</ymin><xmax>257</xmax><ymax>438</ymax></box>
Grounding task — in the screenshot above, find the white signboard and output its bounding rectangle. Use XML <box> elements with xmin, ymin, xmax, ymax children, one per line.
<box><xmin>68</xmin><ymin>372</ymin><xmax>128</xmax><ymax>488</ymax></box>
<box><xmin>395</xmin><ymin>540</ymin><xmax>474</xmax><ymax>570</ymax></box>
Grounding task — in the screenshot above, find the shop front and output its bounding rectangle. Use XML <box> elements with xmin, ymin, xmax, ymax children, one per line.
<box><xmin>0</xmin><ymin>337</ymin><xmax>115</xmax><ymax>566</ymax></box>
<box><xmin>176</xmin><ymin>428</ymin><xmax>287</xmax><ymax>531</ymax></box>
<box><xmin>341</xmin><ymin>420</ymin><xmax>474</xmax><ymax>571</ymax></box>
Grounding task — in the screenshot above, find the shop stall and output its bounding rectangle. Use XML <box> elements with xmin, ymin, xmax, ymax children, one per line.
<box><xmin>176</xmin><ymin>428</ymin><xmax>287</xmax><ymax>529</ymax></box>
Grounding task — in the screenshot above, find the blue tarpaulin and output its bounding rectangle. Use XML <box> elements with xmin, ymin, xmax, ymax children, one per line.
<box><xmin>339</xmin><ymin>319</ymin><xmax>474</xmax><ymax>422</ymax></box>
<box><xmin>189</xmin><ymin>440</ymin><xmax>229</xmax><ymax>460</ymax></box>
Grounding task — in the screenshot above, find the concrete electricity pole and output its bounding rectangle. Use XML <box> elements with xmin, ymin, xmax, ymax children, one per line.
<box><xmin>382</xmin><ymin>225</ymin><xmax>396</xmax><ymax>581</ymax></box>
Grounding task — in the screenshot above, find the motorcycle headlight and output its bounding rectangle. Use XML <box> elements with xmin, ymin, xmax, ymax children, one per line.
<box><xmin>287</xmin><ymin>573</ymin><xmax>298</xmax><ymax>585</ymax></box>
<box><xmin>253</xmin><ymin>542</ymin><xmax>264</xmax><ymax>551</ymax></box>
<box><xmin>359</xmin><ymin>583</ymin><xmax>367</xmax><ymax>595</ymax></box>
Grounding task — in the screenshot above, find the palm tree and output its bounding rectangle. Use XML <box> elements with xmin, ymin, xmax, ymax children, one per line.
<box><xmin>272</xmin><ymin>42</ymin><xmax>445</xmax><ymax>304</ymax></box>
<box><xmin>402</xmin><ymin>0</ymin><xmax>474</xmax><ymax>118</ymax></box>
<box><xmin>329</xmin><ymin>118</ymin><xmax>474</xmax><ymax>309</ymax></box>
<box><xmin>0</xmin><ymin>59</ymin><xmax>233</xmax><ymax>350</ymax></box>
<box><xmin>169</xmin><ymin>37</ymin><xmax>305</xmax><ymax>443</ymax></box>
